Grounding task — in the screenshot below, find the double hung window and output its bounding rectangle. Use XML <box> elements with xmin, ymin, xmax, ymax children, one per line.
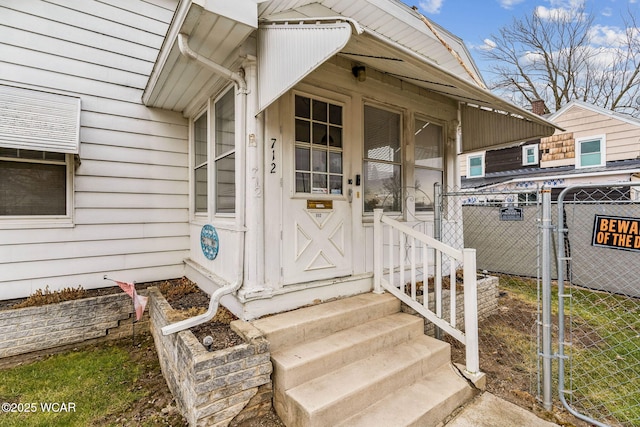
<box><xmin>522</xmin><ymin>144</ymin><xmax>538</xmax><ymax>166</ymax></box>
<box><xmin>467</xmin><ymin>154</ymin><xmax>484</xmax><ymax>178</ymax></box>
<box><xmin>576</xmin><ymin>136</ymin><xmax>605</xmax><ymax>168</ymax></box>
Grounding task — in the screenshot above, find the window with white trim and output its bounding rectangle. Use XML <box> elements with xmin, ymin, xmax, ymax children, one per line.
<box><xmin>0</xmin><ymin>85</ymin><xmax>79</xmax><ymax>219</ymax></box>
<box><xmin>193</xmin><ymin>110</ymin><xmax>208</xmax><ymax>213</ymax></box>
<box><xmin>294</xmin><ymin>94</ymin><xmax>343</xmax><ymax>195</ymax></box>
<box><xmin>467</xmin><ymin>153</ymin><xmax>484</xmax><ymax>178</ymax></box>
<box><xmin>192</xmin><ymin>87</ymin><xmax>236</xmax><ymax>216</ymax></box>
<box><xmin>214</xmin><ymin>89</ymin><xmax>235</xmax><ymax>214</ymax></box>
<box><xmin>576</xmin><ymin>135</ymin><xmax>605</xmax><ymax>168</ymax></box>
<box><xmin>0</xmin><ymin>148</ymin><xmax>70</xmax><ymax>216</ymax></box>
<box><xmin>522</xmin><ymin>144</ymin><xmax>538</xmax><ymax>166</ymax></box>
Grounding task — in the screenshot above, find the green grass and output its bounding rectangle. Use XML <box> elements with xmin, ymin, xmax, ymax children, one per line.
<box><xmin>0</xmin><ymin>342</ymin><xmax>145</xmax><ymax>427</ymax></box>
<box><xmin>498</xmin><ymin>276</ymin><xmax>640</xmax><ymax>425</ymax></box>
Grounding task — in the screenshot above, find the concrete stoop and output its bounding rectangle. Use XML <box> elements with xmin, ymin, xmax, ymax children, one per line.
<box><xmin>251</xmin><ymin>293</ymin><xmax>476</xmax><ymax>427</ymax></box>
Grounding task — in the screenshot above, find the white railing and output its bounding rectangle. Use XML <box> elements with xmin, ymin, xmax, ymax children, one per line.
<box><xmin>373</xmin><ymin>209</ymin><xmax>479</xmax><ymax>374</ymax></box>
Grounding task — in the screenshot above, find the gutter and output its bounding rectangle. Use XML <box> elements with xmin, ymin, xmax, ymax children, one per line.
<box><xmin>177</xmin><ymin>33</ymin><xmax>247</xmax><ymax>93</ymax></box>
<box><xmin>161</xmin><ymin>33</ymin><xmax>249</xmax><ymax>335</ymax></box>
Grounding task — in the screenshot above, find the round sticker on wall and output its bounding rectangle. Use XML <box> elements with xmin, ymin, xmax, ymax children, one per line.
<box><xmin>200</xmin><ymin>225</ymin><xmax>219</xmax><ymax>260</ymax></box>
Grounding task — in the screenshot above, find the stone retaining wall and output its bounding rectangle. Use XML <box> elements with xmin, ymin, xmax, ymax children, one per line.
<box><xmin>401</xmin><ymin>275</ymin><xmax>499</xmax><ymax>336</ymax></box>
<box><xmin>147</xmin><ymin>287</ymin><xmax>273</xmax><ymax>427</ymax></box>
<box><xmin>0</xmin><ymin>292</ymin><xmax>149</xmax><ymax>360</ymax></box>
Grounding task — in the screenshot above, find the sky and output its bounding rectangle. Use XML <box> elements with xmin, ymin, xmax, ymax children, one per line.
<box><xmin>403</xmin><ymin>0</ymin><xmax>640</xmax><ymax>81</ymax></box>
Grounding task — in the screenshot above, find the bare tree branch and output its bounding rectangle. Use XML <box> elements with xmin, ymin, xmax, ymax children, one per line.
<box><xmin>481</xmin><ymin>5</ymin><xmax>640</xmax><ymax>117</ymax></box>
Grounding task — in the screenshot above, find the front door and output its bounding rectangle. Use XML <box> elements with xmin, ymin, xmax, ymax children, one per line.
<box><xmin>281</xmin><ymin>93</ymin><xmax>352</xmax><ymax>284</ymax></box>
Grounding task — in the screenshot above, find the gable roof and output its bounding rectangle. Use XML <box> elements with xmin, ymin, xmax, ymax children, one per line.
<box><xmin>548</xmin><ymin>100</ymin><xmax>640</xmax><ymax>128</ymax></box>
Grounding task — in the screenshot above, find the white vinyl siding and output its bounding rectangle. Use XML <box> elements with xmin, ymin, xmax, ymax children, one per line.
<box><xmin>0</xmin><ymin>0</ymin><xmax>188</xmax><ymax>298</ymax></box>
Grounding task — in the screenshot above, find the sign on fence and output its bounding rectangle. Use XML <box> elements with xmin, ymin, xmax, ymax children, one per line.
<box><xmin>499</xmin><ymin>206</ymin><xmax>524</xmax><ymax>221</ymax></box>
<box><xmin>591</xmin><ymin>214</ymin><xmax>640</xmax><ymax>252</ymax></box>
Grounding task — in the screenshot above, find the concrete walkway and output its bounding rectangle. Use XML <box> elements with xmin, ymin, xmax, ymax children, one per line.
<box><xmin>445</xmin><ymin>392</ymin><xmax>559</xmax><ymax>427</ymax></box>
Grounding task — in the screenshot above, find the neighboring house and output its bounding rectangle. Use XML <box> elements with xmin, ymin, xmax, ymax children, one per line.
<box><xmin>460</xmin><ymin>101</ymin><xmax>640</xmax><ymax>200</ymax></box>
<box><xmin>0</xmin><ymin>0</ymin><xmax>557</xmax><ymax>320</ymax></box>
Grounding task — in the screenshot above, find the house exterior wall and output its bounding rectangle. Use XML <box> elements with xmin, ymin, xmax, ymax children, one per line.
<box><xmin>0</xmin><ymin>0</ymin><xmax>189</xmax><ymax>299</ymax></box>
<box><xmin>541</xmin><ymin>104</ymin><xmax>640</xmax><ymax>168</ymax></box>
<box><xmin>460</xmin><ymin>103</ymin><xmax>640</xmax><ymax>183</ymax></box>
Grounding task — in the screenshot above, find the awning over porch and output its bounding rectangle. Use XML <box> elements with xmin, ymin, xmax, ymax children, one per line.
<box><xmin>256</xmin><ymin>18</ymin><xmax>560</xmax><ymax>152</ymax></box>
<box><xmin>143</xmin><ymin>0</ymin><xmax>561</xmax><ymax>151</ymax></box>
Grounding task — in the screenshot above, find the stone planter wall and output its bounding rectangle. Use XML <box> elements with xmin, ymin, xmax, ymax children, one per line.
<box><xmin>401</xmin><ymin>275</ymin><xmax>499</xmax><ymax>336</ymax></box>
<box><xmin>0</xmin><ymin>292</ymin><xmax>149</xmax><ymax>360</ymax></box>
<box><xmin>147</xmin><ymin>287</ymin><xmax>272</xmax><ymax>427</ymax></box>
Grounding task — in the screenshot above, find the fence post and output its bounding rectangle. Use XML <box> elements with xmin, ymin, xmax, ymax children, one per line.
<box><xmin>373</xmin><ymin>209</ymin><xmax>383</xmax><ymax>294</ymax></box>
<box><xmin>434</xmin><ymin>182</ymin><xmax>442</xmax><ymax>242</ymax></box>
<box><xmin>463</xmin><ymin>248</ymin><xmax>479</xmax><ymax>374</ymax></box>
<box><xmin>541</xmin><ymin>188</ymin><xmax>553</xmax><ymax>411</ymax></box>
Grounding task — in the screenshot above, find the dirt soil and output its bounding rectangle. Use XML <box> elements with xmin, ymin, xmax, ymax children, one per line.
<box><xmin>445</xmin><ymin>289</ymin><xmax>590</xmax><ymax>427</ymax></box>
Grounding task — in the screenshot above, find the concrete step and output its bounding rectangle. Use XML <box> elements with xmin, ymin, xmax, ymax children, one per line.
<box><xmin>336</xmin><ymin>364</ymin><xmax>476</xmax><ymax>427</ymax></box>
<box><xmin>252</xmin><ymin>292</ymin><xmax>400</xmax><ymax>351</ymax></box>
<box><xmin>272</xmin><ymin>312</ymin><xmax>424</xmax><ymax>390</ymax></box>
<box><xmin>277</xmin><ymin>335</ymin><xmax>452</xmax><ymax>427</ymax></box>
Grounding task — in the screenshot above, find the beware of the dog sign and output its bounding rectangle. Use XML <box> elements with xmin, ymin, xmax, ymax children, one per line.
<box><xmin>591</xmin><ymin>215</ymin><xmax>640</xmax><ymax>252</ymax></box>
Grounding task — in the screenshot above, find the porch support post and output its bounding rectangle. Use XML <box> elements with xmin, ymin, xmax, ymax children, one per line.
<box><xmin>373</xmin><ymin>209</ymin><xmax>384</xmax><ymax>294</ymax></box>
<box><xmin>242</xmin><ymin>55</ymin><xmax>265</xmax><ymax>294</ymax></box>
<box><xmin>463</xmin><ymin>247</ymin><xmax>479</xmax><ymax>374</ymax></box>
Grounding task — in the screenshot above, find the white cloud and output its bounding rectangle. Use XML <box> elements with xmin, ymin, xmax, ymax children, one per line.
<box><xmin>419</xmin><ymin>0</ymin><xmax>444</xmax><ymax>14</ymax></box>
<box><xmin>534</xmin><ymin>0</ymin><xmax>590</xmax><ymax>21</ymax></box>
<box><xmin>535</xmin><ymin>5</ymin><xmax>587</xmax><ymax>22</ymax></box>
<box><xmin>478</xmin><ymin>38</ymin><xmax>498</xmax><ymax>51</ymax></box>
<box><xmin>498</xmin><ymin>0</ymin><xmax>525</xmax><ymax>9</ymax></box>
<box><xmin>589</xmin><ymin>24</ymin><xmax>628</xmax><ymax>47</ymax></box>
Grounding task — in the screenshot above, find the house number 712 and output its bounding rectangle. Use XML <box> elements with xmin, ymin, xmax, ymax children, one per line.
<box><xmin>270</xmin><ymin>138</ymin><xmax>276</xmax><ymax>173</ymax></box>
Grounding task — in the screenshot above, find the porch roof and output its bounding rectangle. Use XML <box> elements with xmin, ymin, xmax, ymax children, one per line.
<box><xmin>143</xmin><ymin>0</ymin><xmax>561</xmax><ymax>152</ymax></box>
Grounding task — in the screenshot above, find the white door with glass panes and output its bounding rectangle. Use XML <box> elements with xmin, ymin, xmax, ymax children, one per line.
<box><xmin>281</xmin><ymin>94</ymin><xmax>352</xmax><ymax>284</ymax></box>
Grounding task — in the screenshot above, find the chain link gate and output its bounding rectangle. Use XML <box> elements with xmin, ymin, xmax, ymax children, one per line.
<box><xmin>553</xmin><ymin>183</ymin><xmax>640</xmax><ymax>427</ymax></box>
<box><xmin>438</xmin><ymin>186</ymin><xmax>544</xmax><ymax>407</ymax></box>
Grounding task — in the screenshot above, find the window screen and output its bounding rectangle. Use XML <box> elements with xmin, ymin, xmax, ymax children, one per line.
<box><xmin>363</xmin><ymin>105</ymin><xmax>402</xmax><ymax>212</ymax></box>
<box><xmin>0</xmin><ymin>149</ymin><xmax>67</xmax><ymax>216</ymax></box>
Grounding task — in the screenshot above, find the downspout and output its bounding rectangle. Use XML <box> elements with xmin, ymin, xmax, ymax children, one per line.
<box><xmin>177</xmin><ymin>33</ymin><xmax>247</xmax><ymax>92</ymax></box>
<box><xmin>161</xmin><ymin>33</ymin><xmax>248</xmax><ymax>335</ymax></box>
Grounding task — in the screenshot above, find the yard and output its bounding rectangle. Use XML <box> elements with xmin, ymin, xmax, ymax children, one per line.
<box><xmin>0</xmin><ymin>276</ymin><xmax>636</xmax><ymax>426</ymax></box>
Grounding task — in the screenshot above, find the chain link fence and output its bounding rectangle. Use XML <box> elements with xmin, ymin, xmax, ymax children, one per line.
<box><xmin>556</xmin><ymin>184</ymin><xmax>640</xmax><ymax>427</ymax></box>
<box><xmin>441</xmin><ymin>183</ymin><xmax>640</xmax><ymax>427</ymax></box>
<box><xmin>439</xmin><ymin>187</ymin><xmax>543</xmax><ymax>408</ymax></box>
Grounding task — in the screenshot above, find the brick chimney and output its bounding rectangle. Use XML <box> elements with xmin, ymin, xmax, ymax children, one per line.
<box><xmin>531</xmin><ymin>99</ymin><xmax>547</xmax><ymax>115</ymax></box>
